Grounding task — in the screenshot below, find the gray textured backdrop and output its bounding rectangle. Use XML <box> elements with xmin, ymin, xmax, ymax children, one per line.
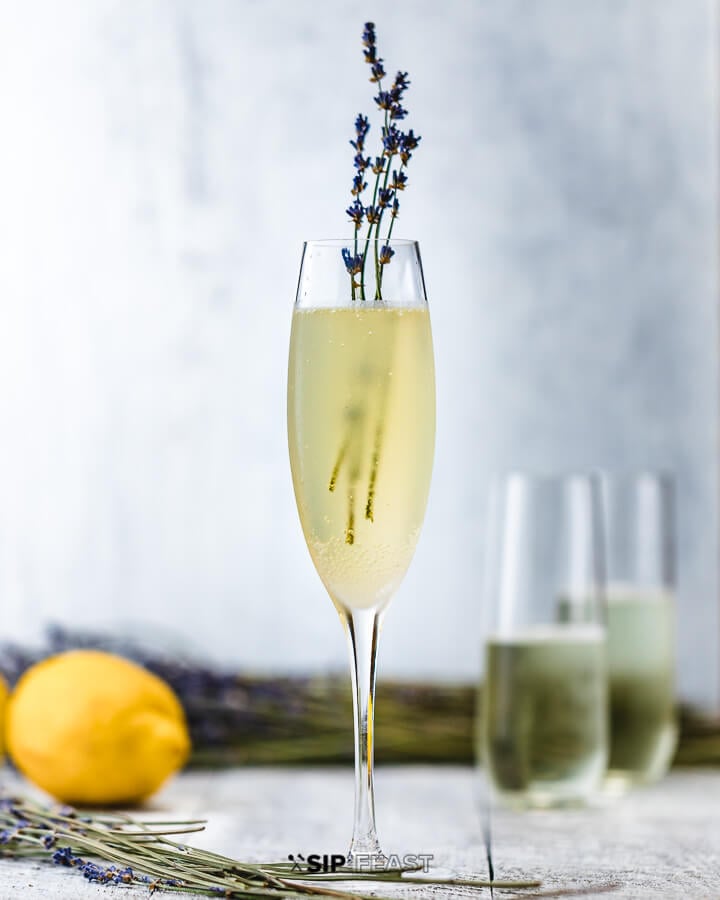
<box><xmin>0</xmin><ymin>0</ymin><xmax>717</xmax><ymax>708</ymax></box>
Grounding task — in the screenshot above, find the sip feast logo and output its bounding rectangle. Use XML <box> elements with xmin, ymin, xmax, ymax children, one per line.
<box><xmin>287</xmin><ymin>853</ymin><xmax>346</xmax><ymax>873</ymax></box>
<box><xmin>287</xmin><ymin>852</ymin><xmax>434</xmax><ymax>873</ymax></box>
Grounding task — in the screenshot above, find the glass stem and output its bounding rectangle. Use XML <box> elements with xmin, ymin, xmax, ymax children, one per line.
<box><xmin>343</xmin><ymin>607</ymin><xmax>384</xmax><ymax>862</ymax></box>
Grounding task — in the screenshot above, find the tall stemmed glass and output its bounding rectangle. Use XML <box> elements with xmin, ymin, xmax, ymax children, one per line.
<box><xmin>288</xmin><ymin>238</ymin><xmax>435</xmax><ymax>862</ymax></box>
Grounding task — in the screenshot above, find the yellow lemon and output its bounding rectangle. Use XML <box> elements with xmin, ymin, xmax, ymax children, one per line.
<box><xmin>0</xmin><ymin>673</ymin><xmax>9</xmax><ymax>756</ymax></box>
<box><xmin>6</xmin><ymin>650</ymin><xmax>191</xmax><ymax>806</ymax></box>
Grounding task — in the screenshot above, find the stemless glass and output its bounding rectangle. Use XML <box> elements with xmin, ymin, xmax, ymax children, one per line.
<box><xmin>287</xmin><ymin>239</ymin><xmax>435</xmax><ymax>862</ymax></box>
<box><xmin>602</xmin><ymin>472</ymin><xmax>677</xmax><ymax>791</ymax></box>
<box><xmin>480</xmin><ymin>474</ymin><xmax>608</xmax><ymax>808</ymax></box>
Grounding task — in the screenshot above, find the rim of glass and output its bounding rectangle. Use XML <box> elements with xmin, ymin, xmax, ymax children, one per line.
<box><xmin>303</xmin><ymin>237</ymin><xmax>419</xmax><ymax>247</ymax></box>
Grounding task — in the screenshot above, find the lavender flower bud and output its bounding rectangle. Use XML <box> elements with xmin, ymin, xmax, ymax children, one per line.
<box><xmin>379</xmin><ymin>245</ymin><xmax>395</xmax><ymax>264</ymax></box>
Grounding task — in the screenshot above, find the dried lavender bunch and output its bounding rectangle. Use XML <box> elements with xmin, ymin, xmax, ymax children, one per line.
<box><xmin>0</xmin><ymin>626</ymin><xmax>475</xmax><ymax>768</ymax></box>
<box><xmin>3</xmin><ymin>627</ymin><xmax>717</xmax><ymax>768</ymax></box>
<box><xmin>343</xmin><ymin>22</ymin><xmax>421</xmax><ymax>300</ymax></box>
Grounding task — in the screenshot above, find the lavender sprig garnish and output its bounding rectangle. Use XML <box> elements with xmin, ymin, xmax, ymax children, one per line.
<box><xmin>343</xmin><ymin>22</ymin><xmax>421</xmax><ymax>301</ymax></box>
<box><xmin>331</xmin><ymin>24</ymin><xmax>424</xmax><ymax>543</ymax></box>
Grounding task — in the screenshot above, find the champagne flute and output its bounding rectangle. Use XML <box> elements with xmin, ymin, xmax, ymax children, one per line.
<box><xmin>287</xmin><ymin>238</ymin><xmax>435</xmax><ymax>862</ymax></box>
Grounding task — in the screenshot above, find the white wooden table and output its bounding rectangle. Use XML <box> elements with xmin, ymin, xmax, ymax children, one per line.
<box><xmin>0</xmin><ymin>767</ymin><xmax>718</xmax><ymax>899</ymax></box>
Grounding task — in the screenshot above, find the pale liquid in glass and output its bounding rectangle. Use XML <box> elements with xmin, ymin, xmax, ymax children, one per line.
<box><xmin>482</xmin><ymin>626</ymin><xmax>607</xmax><ymax>807</ymax></box>
<box><xmin>288</xmin><ymin>305</ymin><xmax>435</xmax><ymax>611</ymax></box>
<box><xmin>606</xmin><ymin>585</ymin><xmax>677</xmax><ymax>788</ymax></box>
